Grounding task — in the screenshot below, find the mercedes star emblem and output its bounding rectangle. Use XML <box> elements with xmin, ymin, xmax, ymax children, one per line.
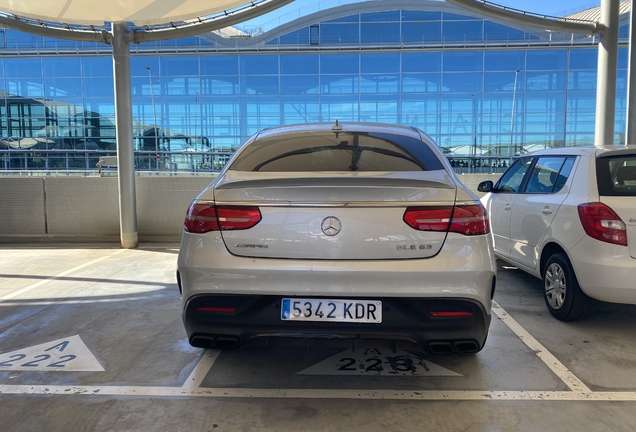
<box><xmin>321</xmin><ymin>216</ymin><xmax>342</xmax><ymax>236</ymax></box>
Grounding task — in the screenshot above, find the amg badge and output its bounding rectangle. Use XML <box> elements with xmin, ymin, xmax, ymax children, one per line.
<box><xmin>235</xmin><ymin>243</ymin><xmax>268</xmax><ymax>249</ymax></box>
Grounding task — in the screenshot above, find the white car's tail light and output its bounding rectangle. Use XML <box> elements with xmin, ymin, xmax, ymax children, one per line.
<box><xmin>577</xmin><ymin>202</ymin><xmax>627</xmax><ymax>246</ymax></box>
<box><xmin>403</xmin><ymin>204</ymin><xmax>489</xmax><ymax>236</ymax></box>
<box><xmin>184</xmin><ymin>204</ymin><xmax>262</xmax><ymax>233</ymax></box>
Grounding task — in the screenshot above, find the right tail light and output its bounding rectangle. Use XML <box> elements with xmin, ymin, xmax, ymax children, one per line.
<box><xmin>577</xmin><ymin>202</ymin><xmax>627</xmax><ymax>246</ymax></box>
<box><xmin>403</xmin><ymin>204</ymin><xmax>489</xmax><ymax>236</ymax></box>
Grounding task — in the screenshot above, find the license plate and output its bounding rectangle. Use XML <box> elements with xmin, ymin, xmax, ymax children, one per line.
<box><xmin>281</xmin><ymin>298</ymin><xmax>382</xmax><ymax>323</ymax></box>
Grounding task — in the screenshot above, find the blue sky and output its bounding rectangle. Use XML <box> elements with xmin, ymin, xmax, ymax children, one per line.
<box><xmin>240</xmin><ymin>0</ymin><xmax>600</xmax><ymax>31</ymax></box>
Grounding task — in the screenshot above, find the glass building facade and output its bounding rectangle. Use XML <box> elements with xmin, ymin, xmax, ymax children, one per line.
<box><xmin>0</xmin><ymin>1</ymin><xmax>631</xmax><ymax>173</ymax></box>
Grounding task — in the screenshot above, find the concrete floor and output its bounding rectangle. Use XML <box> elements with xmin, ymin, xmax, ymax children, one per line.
<box><xmin>1</xmin><ymin>244</ymin><xmax>636</xmax><ymax>431</ymax></box>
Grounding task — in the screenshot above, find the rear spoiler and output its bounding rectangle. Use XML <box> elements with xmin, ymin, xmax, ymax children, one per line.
<box><xmin>216</xmin><ymin>174</ymin><xmax>456</xmax><ymax>190</ymax></box>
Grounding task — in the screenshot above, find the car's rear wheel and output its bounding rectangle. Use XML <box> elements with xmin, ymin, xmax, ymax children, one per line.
<box><xmin>543</xmin><ymin>253</ymin><xmax>590</xmax><ymax>321</ymax></box>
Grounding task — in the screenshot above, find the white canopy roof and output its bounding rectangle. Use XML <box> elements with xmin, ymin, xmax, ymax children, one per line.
<box><xmin>0</xmin><ymin>0</ymin><xmax>260</xmax><ymax>25</ymax></box>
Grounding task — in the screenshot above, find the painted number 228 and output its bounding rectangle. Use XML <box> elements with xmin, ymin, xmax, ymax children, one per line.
<box><xmin>0</xmin><ymin>354</ymin><xmax>77</xmax><ymax>368</ymax></box>
<box><xmin>338</xmin><ymin>356</ymin><xmax>415</xmax><ymax>372</ymax></box>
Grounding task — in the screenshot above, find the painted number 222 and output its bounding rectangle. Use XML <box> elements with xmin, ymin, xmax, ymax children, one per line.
<box><xmin>0</xmin><ymin>354</ymin><xmax>77</xmax><ymax>368</ymax></box>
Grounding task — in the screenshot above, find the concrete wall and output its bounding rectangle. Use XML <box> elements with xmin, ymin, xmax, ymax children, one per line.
<box><xmin>0</xmin><ymin>178</ymin><xmax>47</xmax><ymax>236</ymax></box>
<box><xmin>0</xmin><ymin>177</ymin><xmax>214</xmax><ymax>242</ymax></box>
<box><xmin>0</xmin><ymin>174</ymin><xmax>500</xmax><ymax>242</ymax></box>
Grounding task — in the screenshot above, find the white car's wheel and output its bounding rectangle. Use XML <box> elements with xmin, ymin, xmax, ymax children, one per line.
<box><xmin>543</xmin><ymin>253</ymin><xmax>590</xmax><ymax>321</ymax></box>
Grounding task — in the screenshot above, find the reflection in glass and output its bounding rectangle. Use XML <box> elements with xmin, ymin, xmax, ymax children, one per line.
<box><xmin>443</xmin><ymin>73</ymin><xmax>483</xmax><ymax>92</ymax></box>
<box><xmin>321</xmin><ymin>75</ymin><xmax>358</xmax><ymax>94</ymax></box>
<box><xmin>281</xmin><ymin>75</ymin><xmax>319</xmax><ymax>95</ymax></box>
<box><xmin>526</xmin><ymin>50</ymin><xmax>567</xmax><ymax>71</ymax></box>
<box><xmin>321</xmin><ymin>54</ymin><xmax>359</xmax><ymax>74</ymax></box>
<box><xmin>402</xmin><ymin>74</ymin><xmax>441</xmax><ymax>93</ymax></box>
<box><xmin>402</xmin><ymin>22</ymin><xmax>442</xmax><ymax>42</ymax></box>
<box><xmin>443</xmin><ymin>52</ymin><xmax>483</xmax><ymax>72</ymax></box>
<box><xmin>361</xmin><ymin>23</ymin><xmax>400</xmax><ymax>43</ymax></box>
<box><xmin>281</xmin><ymin>55</ymin><xmax>319</xmax><ymax>74</ymax></box>
<box><xmin>82</xmin><ymin>57</ymin><xmax>113</xmax><ymax>77</ymax></box>
<box><xmin>319</xmin><ymin>23</ymin><xmax>359</xmax><ymax>44</ymax></box>
<box><xmin>160</xmin><ymin>56</ymin><xmax>199</xmax><ymax>76</ymax></box>
<box><xmin>360</xmin><ymin>75</ymin><xmax>399</xmax><ymax>94</ymax></box>
<box><xmin>443</xmin><ymin>21</ymin><xmax>483</xmax><ymax>42</ymax></box>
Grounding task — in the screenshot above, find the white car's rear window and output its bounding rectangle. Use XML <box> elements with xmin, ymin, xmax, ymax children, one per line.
<box><xmin>596</xmin><ymin>155</ymin><xmax>636</xmax><ymax>196</ymax></box>
<box><xmin>229</xmin><ymin>131</ymin><xmax>445</xmax><ymax>172</ymax></box>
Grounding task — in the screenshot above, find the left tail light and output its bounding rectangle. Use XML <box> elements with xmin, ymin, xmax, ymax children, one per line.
<box><xmin>184</xmin><ymin>204</ymin><xmax>261</xmax><ymax>233</ymax></box>
<box><xmin>577</xmin><ymin>202</ymin><xmax>627</xmax><ymax>246</ymax></box>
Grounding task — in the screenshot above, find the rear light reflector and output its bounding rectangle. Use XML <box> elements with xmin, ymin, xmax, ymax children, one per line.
<box><xmin>184</xmin><ymin>204</ymin><xmax>261</xmax><ymax>233</ymax></box>
<box><xmin>196</xmin><ymin>307</ymin><xmax>238</xmax><ymax>313</ymax></box>
<box><xmin>403</xmin><ymin>204</ymin><xmax>489</xmax><ymax>236</ymax></box>
<box><xmin>429</xmin><ymin>311</ymin><xmax>474</xmax><ymax>317</ymax></box>
<box><xmin>577</xmin><ymin>202</ymin><xmax>627</xmax><ymax>246</ymax></box>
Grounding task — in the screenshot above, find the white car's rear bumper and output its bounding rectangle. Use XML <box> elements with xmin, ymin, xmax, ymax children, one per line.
<box><xmin>569</xmin><ymin>236</ymin><xmax>636</xmax><ymax>304</ymax></box>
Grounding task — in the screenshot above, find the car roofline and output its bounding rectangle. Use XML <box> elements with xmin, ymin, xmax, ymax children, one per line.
<box><xmin>521</xmin><ymin>145</ymin><xmax>636</xmax><ymax>158</ymax></box>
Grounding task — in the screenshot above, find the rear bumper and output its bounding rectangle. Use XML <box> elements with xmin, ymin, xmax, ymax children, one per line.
<box><xmin>569</xmin><ymin>236</ymin><xmax>636</xmax><ymax>304</ymax></box>
<box><xmin>177</xmin><ymin>232</ymin><xmax>497</xmax><ymax>311</ymax></box>
<box><xmin>183</xmin><ymin>294</ymin><xmax>491</xmax><ymax>354</ymax></box>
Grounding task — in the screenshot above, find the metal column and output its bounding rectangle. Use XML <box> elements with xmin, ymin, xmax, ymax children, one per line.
<box><xmin>112</xmin><ymin>22</ymin><xmax>138</xmax><ymax>248</ymax></box>
<box><xmin>594</xmin><ymin>0</ymin><xmax>620</xmax><ymax>148</ymax></box>
<box><xmin>626</xmin><ymin>0</ymin><xmax>636</xmax><ymax>145</ymax></box>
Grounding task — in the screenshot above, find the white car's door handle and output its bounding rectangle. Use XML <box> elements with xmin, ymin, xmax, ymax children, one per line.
<box><xmin>542</xmin><ymin>207</ymin><xmax>553</xmax><ymax>215</ymax></box>
<box><xmin>504</xmin><ymin>204</ymin><xmax>511</xmax><ymax>211</ymax></box>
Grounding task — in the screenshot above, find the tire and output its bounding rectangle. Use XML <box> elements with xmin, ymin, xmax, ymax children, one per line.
<box><xmin>543</xmin><ymin>253</ymin><xmax>590</xmax><ymax>321</ymax></box>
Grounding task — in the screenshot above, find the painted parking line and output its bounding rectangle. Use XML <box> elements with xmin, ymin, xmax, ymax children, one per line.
<box><xmin>2</xmin><ymin>385</ymin><xmax>636</xmax><ymax>401</ymax></box>
<box><xmin>0</xmin><ymin>251</ymin><xmax>125</xmax><ymax>304</ymax></box>
<box><xmin>181</xmin><ymin>350</ymin><xmax>220</xmax><ymax>390</ymax></box>
<box><xmin>491</xmin><ymin>301</ymin><xmax>591</xmax><ymax>393</ymax></box>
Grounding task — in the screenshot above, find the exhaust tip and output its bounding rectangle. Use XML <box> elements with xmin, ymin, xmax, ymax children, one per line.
<box><xmin>428</xmin><ymin>341</ymin><xmax>454</xmax><ymax>355</ymax></box>
<box><xmin>453</xmin><ymin>340</ymin><xmax>480</xmax><ymax>353</ymax></box>
<box><xmin>213</xmin><ymin>336</ymin><xmax>239</xmax><ymax>350</ymax></box>
<box><xmin>428</xmin><ymin>340</ymin><xmax>481</xmax><ymax>354</ymax></box>
<box><xmin>190</xmin><ymin>335</ymin><xmax>215</xmax><ymax>348</ymax></box>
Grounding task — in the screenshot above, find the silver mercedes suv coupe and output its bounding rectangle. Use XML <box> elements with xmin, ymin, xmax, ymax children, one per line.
<box><xmin>176</xmin><ymin>122</ymin><xmax>497</xmax><ymax>354</ymax></box>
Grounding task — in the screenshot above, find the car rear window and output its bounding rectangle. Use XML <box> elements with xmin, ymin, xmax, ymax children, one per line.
<box><xmin>596</xmin><ymin>154</ymin><xmax>636</xmax><ymax>196</ymax></box>
<box><xmin>228</xmin><ymin>131</ymin><xmax>445</xmax><ymax>172</ymax></box>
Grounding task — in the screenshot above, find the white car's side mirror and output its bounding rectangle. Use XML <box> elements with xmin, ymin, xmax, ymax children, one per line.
<box><xmin>478</xmin><ymin>181</ymin><xmax>494</xmax><ymax>193</ymax></box>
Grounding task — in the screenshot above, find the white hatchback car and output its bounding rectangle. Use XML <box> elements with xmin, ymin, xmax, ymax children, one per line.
<box><xmin>479</xmin><ymin>146</ymin><xmax>636</xmax><ymax>320</ymax></box>
<box><xmin>177</xmin><ymin>122</ymin><xmax>496</xmax><ymax>354</ymax></box>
